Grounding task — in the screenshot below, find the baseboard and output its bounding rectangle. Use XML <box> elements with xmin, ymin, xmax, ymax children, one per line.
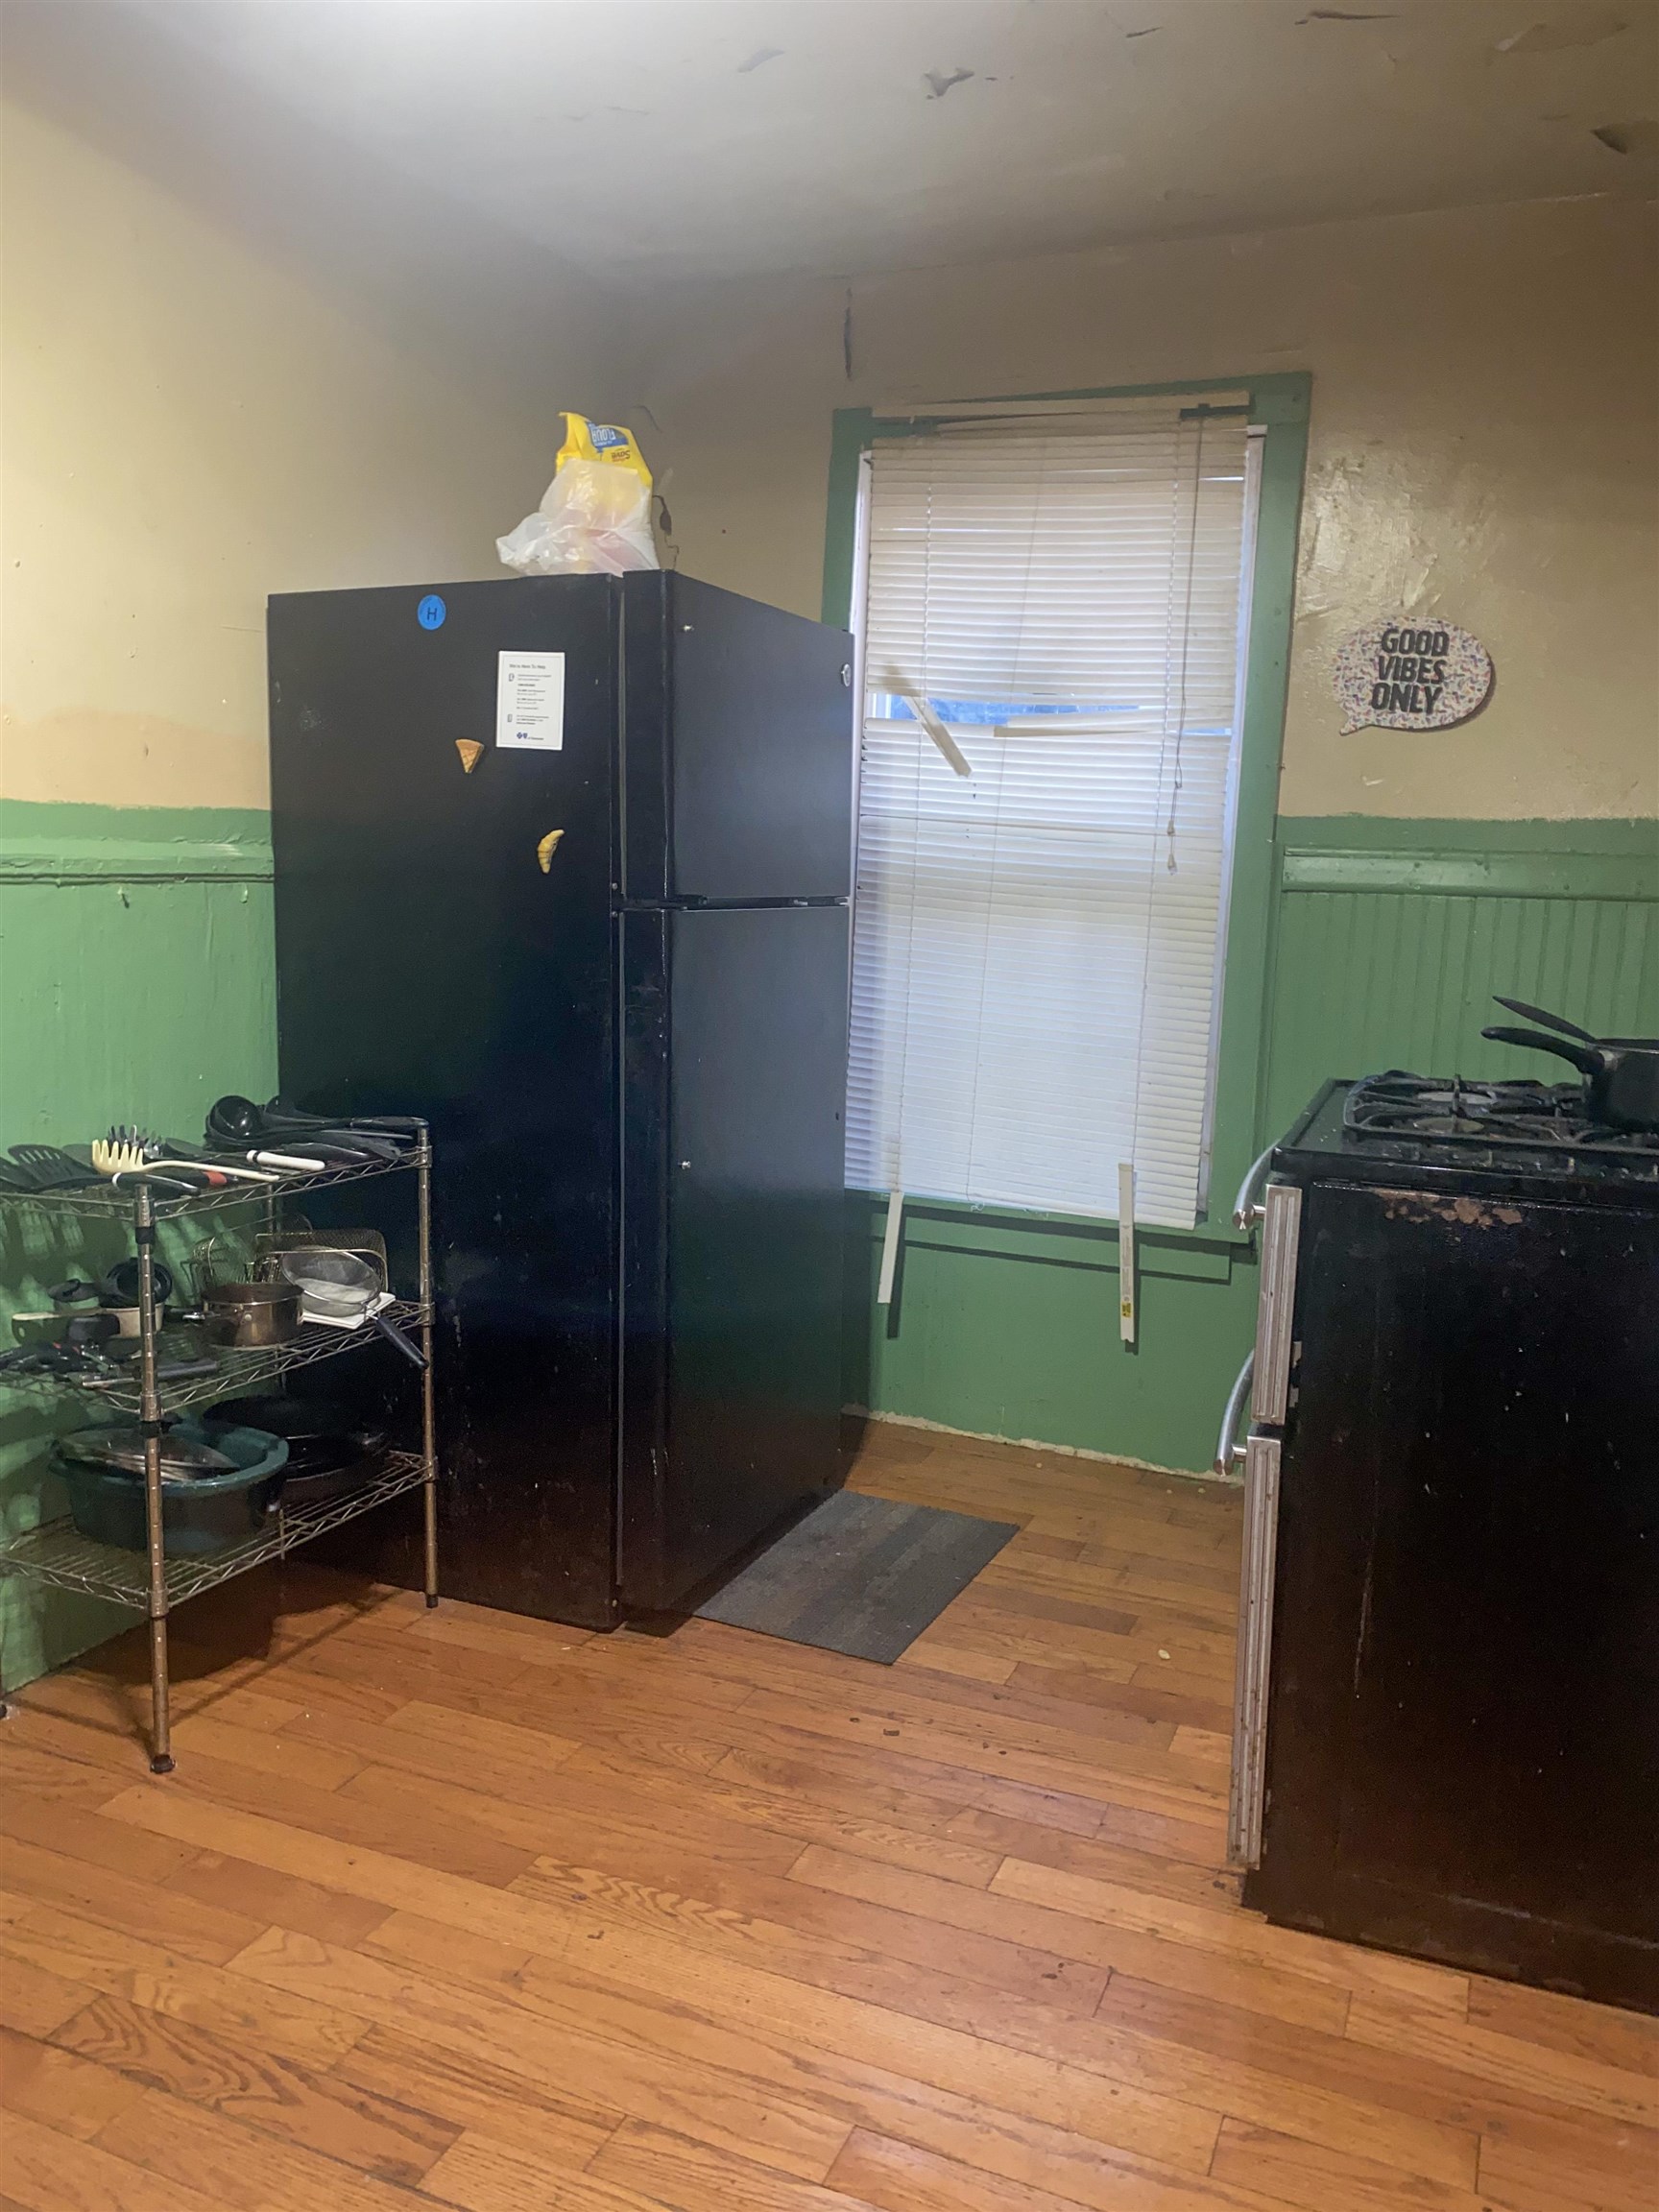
<box><xmin>842</xmin><ymin>1404</ymin><xmax>1242</xmax><ymax>1488</ymax></box>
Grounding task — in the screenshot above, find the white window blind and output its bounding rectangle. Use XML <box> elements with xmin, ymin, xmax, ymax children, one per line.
<box><xmin>847</xmin><ymin>401</ymin><xmax>1260</xmax><ymax>1231</ymax></box>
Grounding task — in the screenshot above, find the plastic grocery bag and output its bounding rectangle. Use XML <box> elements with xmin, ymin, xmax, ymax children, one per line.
<box><xmin>496</xmin><ymin>413</ymin><xmax>660</xmax><ymax>576</ymax></box>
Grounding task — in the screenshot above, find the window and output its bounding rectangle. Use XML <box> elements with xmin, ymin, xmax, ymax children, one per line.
<box><xmin>846</xmin><ymin>397</ymin><xmax>1262</xmax><ymax>1232</ymax></box>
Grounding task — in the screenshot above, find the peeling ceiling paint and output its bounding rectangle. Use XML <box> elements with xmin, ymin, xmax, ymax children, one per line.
<box><xmin>5</xmin><ymin>0</ymin><xmax>1655</xmax><ymax>291</ymax></box>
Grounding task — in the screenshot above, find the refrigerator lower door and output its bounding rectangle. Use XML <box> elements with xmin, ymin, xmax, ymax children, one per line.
<box><xmin>1228</xmin><ymin>1431</ymin><xmax>1283</xmax><ymax>1869</ymax></box>
<box><xmin>618</xmin><ymin>902</ymin><xmax>850</xmax><ymax>1610</ymax></box>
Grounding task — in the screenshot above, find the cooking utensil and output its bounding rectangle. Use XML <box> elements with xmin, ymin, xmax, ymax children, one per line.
<box><xmin>59</xmin><ymin>1310</ymin><xmax>121</xmax><ymax>1347</ymax></box>
<box><xmin>276</xmin><ymin>1248</ymin><xmax>426</xmax><ymax>1368</ymax></box>
<box><xmin>1491</xmin><ymin>996</ymin><xmax>1597</xmax><ymax>1044</ymax></box>
<box><xmin>1482</xmin><ymin>1004</ymin><xmax>1659</xmax><ymax>1131</ymax></box>
<box><xmin>205</xmin><ymin>1095</ymin><xmax>420</xmax><ymax>1154</ymax></box>
<box><xmin>60</xmin><ymin>1425</ymin><xmax>236</xmax><ymax>1479</ymax></box>
<box><xmin>199</xmin><ymin>1281</ymin><xmax>303</xmax><ymax>1347</ymax></box>
<box><xmin>89</xmin><ymin>1136</ymin><xmax>198</xmax><ymax>1194</ymax></box>
<box><xmin>2</xmin><ymin>1144</ymin><xmax>103</xmax><ymax>1190</ymax></box>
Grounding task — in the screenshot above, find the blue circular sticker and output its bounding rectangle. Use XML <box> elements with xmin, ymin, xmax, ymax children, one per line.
<box><xmin>417</xmin><ymin>593</ymin><xmax>446</xmax><ymax>631</ymax></box>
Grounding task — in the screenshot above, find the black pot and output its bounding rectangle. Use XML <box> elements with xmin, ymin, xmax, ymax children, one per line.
<box><xmin>1482</xmin><ymin>1024</ymin><xmax>1659</xmax><ymax>1130</ymax></box>
<box><xmin>206</xmin><ymin>1397</ymin><xmax>385</xmax><ymax>1510</ymax></box>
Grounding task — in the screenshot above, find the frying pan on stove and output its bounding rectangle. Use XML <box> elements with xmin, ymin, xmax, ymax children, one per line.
<box><xmin>1482</xmin><ymin>997</ymin><xmax>1659</xmax><ymax>1130</ymax></box>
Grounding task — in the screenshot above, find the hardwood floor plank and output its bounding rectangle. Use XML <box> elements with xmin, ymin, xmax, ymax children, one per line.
<box><xmin>90</xmin><ymin>2082</ymin><xmax>431</xmax><ymax>2212</ymax></box>
<box><xmin>589</xmin><ymin>2116</ymin><xmax>884</xmax><ymax>2210</ymax></box>
<box><xmin>5</xmin><ymin>2106</ymin><xmax>227</xmax><ymax>2212</ymax></box>
<box><xmin>417</xmin><ymin>2129</ymin><xmax>657</xmax><ymax>2212</ymax></box>
<box><xmin>996</xmin><ymin>1860</ymin><xmax>1470</xmax><ymax>2013</ymax></box>
<box><xmin>509</xmin><ymin>1847</ymin><xmax>1114</xmax><ymax>2022</ymax></box>
<box><xmin>937</xmin><ymin>1808</ymin><xmax>1243</xmax><ymax>1911</ymax></box>
<box><xmin>116</xmin><ymin>1745</ymin><xmax>539</xmax><ymax>1887</ymax></box>
<box><xmin>0</xmin><ymin>1787</ymin><xmax>200</xmax><ymax>1893</ymax></box>
<box><xmin>0</xmin><ymin>2025</ymin><xmax>147</xmax><ymax>2141</ymax></box>
<box><xmin>281</xmin><ymin>1701</ymin><xmax>586</xmax><ymax>1805</ymax></box>
<box><xmin>1463</xmin><ymin>1979</ymin><xmax>1659</xmax><ymax>2080</ymax></box>
<box><xmin>339</xmin><ymin>1756</ymin><xmax>809</xmax><ymax>1884</ymax></box>
<box><xmin>712</xmin><ymin>1730</ymin><xmax>1107</xmax><ymax>1842</ymax></box>
<box><xmin>1344</xmin><ymin>1993</ymin><xmax>1659</xmax><ymax>2130</ymax></box>
<box><xmin>0</xmin><ymin>1950</ymin><xmax>96</xmax><ymax>2039</ymax></box>
<box><xmin>0</xmin><ymin>1733</ymin><xmax>132</xmax><ymax>1804</ymax></box>
<box><xmin>1476</xmin><ymin>2105</ymin><xmax>1659</xmax><ymax>2212</ymax></box>
<box><xmin>1209</xmin><ymin>2117</ymin><xmax>1493</xmax><ymax>2212</ymax></box>
<box><xmin>0</xmin><ymin>1903</ymin><xmax>370</xmax><ymax>2069</ymax></box>
<box><xmin>332</xmin><ymin>2022</ymin><xmax>621</xmax><ymax>2166</ymax></box>
<box><xmin>0</xmin><ymin>1834</ymin><xmax>263</xmax><ymax>1966</ymax></box>
<box><xmin>350</xmin><ymin>1901</ymin><xmax>1221</xmax><ymax>2178</ymax></box>
<box><xmin>8</xmin><ymin>1421</ymin><xmax>1639</xmax><ymax>2212</ymax></box>
<box><xmin>893</xmin><ymin>1642</ymin><xmax>1019</xmax><ymax>1687</ymax></box>
<box><xmin>734</xmin><ymin>1686</ymin><xmax>1226</xmax><ymax>1825</ymax></box>
<box><xmin>560</xmin><ymin>1738</ymin><xmax>1006</xmax><ymax>1888</ymax></box>
<box><xmin>53</xmin><ymin>1990</ymin><xmax>457</xmax><ymax>2186</ymax></box>
<box><xmin>235</xmin><ymin>1921</ymin><xmax>854</xmax><ymax>2183</ymax></box>
<box><xmin>1003</xmin><ymin>1664</ymin><xmax>1234</xmax><ymax>1738</ymax></box>
<box><xmin>826</xmin><ymin>2124</ymin><xmax>1273</xmax><ymax>2212</ymax></box>
<box><xmin>159</xmin><ymin>1847</ymin><xmax>396</xmax><ymax>1950</ymax></box>
<box><xmin>165</xmin><ymin>1712</ymin><xmax>366</xmax><ymax>1791</ymax></box>
<box><xmin>786</xmin><ymin>1845</ymin><xmax>1352</xmax><ymax>2034</ymax></box>
<box><xmin>1092</xmin><ymin>1973</ymin><xmax>1638</xmax><ymax>2182</ymax></box>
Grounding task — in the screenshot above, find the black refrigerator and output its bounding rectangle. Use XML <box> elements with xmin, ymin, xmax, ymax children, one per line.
<box><xmin>267</xmin><ymin>571</ymin><xmax>854</xmax><ymax>1628</ymax></box>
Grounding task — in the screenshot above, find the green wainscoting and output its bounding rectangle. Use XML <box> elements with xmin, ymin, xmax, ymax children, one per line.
<box><xmin>848</xmin><ymin>815</ymin><xmax>1659</xmax><ymax>1475</ymax></box>
<box><xmin>1</xmin><ymin>802</ymin><xmax>1655</xmax><ymax>1691</ymax></box>
<box><xmin>1262</xmin><ymin>817</ymin><xmax>1659</xmax><ymax>1137</ymax></box>
<box><xmin>0</xmin><ymin>800</ymin><xmax>277</xmax><ymax>1689</ymax></box>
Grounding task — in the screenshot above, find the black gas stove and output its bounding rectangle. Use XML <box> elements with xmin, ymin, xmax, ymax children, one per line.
<box><xmin>1226</xmin><ymin>1074</ymin><xmax>1659</xmax><ymax>2012</ymax></box>
<box><xmin>1270</xmin><ymin>1071</ymin><xmax>1659</xmax><ymax>1198</ymax></box>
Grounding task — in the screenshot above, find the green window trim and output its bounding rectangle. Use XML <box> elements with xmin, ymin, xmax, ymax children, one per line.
<box><xmin>823</xmin><ymin>371</ymin><xmax>1311</xmax><ymax>1251</ymax></box>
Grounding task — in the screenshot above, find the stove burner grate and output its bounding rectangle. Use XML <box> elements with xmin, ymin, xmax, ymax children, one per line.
<box><xmin>1343</xmin><ymin>1071</ymin><xmax>1659</xmax><ymax>1158</ymax></box>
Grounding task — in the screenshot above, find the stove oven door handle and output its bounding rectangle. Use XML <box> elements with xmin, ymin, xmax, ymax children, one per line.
<box><xmin>1214</xmin><ymin>1352</ymin><xmax>1254</xmax><ymax>1477</ymax></box>
<box><xmin>1229</xmin><ymin>1430</ymin><xmax>1283</xmax><ymax>1870</ymax></box>
<box><xmin>1232</xmin><ymin>1145</ymin><xmax>1277</xmax><ymax>1231</ymax></box>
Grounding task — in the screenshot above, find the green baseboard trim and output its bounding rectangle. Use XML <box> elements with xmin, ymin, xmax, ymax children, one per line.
<box><xmin>0</xmin><ymin>801</ymin><xmax>273</xmax><ymax>883</ymax></box>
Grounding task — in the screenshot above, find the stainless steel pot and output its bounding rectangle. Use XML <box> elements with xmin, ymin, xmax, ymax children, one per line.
<box><xmin>200</xmin><ymin>1282</ymin><xmax>302</xmax><ymax>1347</ymax></box>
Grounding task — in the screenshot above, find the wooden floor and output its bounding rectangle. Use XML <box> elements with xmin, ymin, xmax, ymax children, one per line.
<box><xmin>1</xmin><ymin>1423</ymin><xmax>1653</xmax><ymax>2212</ymax></box>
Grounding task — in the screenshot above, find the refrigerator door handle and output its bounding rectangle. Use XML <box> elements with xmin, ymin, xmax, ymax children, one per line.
<box><xmin>1214</xmin><ymin>1351</ymin><xmax>1254</xmax><ymax>1477</ymax></box>
<box><xmin>1250</xmin><ymin>1182</ymin><xmax>1303</xmax><ymax>1428</ymax></box>
<box><xmin>1228</xmin><ymin>1430</ymin><xmax>1283</xmax><ymax>1869</ymax></box>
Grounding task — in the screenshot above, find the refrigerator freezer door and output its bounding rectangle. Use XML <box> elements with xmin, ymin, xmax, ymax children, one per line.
<box><xmin>1228</xmin><ymin>1431</ymin><xmax>1283</xmax><ymax>1869</ymax></box>
<box><xmin>618</xmin><ymin>902</ymin><xmax>849</xmax><ymax>1610</ymax></box>
<box><xmin>621</xmin><ymin>572</ymin><xmax>854</xmax><ymax>903</ymax></box>
<box><xmin>269</xmin><ymin>576</ymin><xmax>624</xmax><ymax>1625</ymax></box>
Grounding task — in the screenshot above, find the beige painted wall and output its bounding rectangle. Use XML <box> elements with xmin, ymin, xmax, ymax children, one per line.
<box><xmin>0</xmin><ymin>101</ymin><xmax>608</xmax><ymax>810</ymax></box>
<box><xmin>626</xmin><ymin>194</ymin><xmax>1658</xmax><ymax>821</ymax></box>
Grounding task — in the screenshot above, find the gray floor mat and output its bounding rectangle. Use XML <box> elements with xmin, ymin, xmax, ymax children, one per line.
<box><xmin>694</xmin><ymin>1487</ymin><xmax>1019</xmax><ymax>1664</ymax></box>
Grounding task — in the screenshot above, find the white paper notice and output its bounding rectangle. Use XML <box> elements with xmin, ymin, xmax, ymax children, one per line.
<box><xmin>495</xmin><ymin>651</ymin><xmax>565</xmax><ymax>751</ymax></box>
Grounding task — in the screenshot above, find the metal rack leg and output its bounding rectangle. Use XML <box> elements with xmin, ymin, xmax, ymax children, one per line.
<box><xmin>418</xmin><ymin>1135</ymin><xmax>440</xmax><ymax>1609</ymax></box>
<box><xmin>135</xmin><ymin>1184</ymin><xmax>174</xmax><ymax>1773</ymax></box>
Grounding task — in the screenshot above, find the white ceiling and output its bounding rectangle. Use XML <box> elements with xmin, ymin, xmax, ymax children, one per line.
<box><xmin>10</xmin><ymin>1</ymin><xmax>1656</xmax><ymax>291</ymax></box>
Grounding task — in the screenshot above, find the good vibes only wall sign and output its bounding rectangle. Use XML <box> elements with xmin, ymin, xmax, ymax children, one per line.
<box><xmin>1333</xmin><ymin>618</ymin><xmax>1494</xmax><ymax>734</ymax></box>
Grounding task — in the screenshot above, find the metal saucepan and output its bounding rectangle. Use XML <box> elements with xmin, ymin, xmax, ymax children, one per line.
<box><xmin>276</xmin><ymin>1248</ymin><xmax>427</xmax><ymax>1368</ymax></box>
<box><xmin>1483</xmin><ymin>996</ymin><xmax>1659</xmax><ymax>1131</ymax></box>
<box><xmin>199</xmin><ymin>1282</ymin><xmax>303</xmax><ymax>1347</ymax></box>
